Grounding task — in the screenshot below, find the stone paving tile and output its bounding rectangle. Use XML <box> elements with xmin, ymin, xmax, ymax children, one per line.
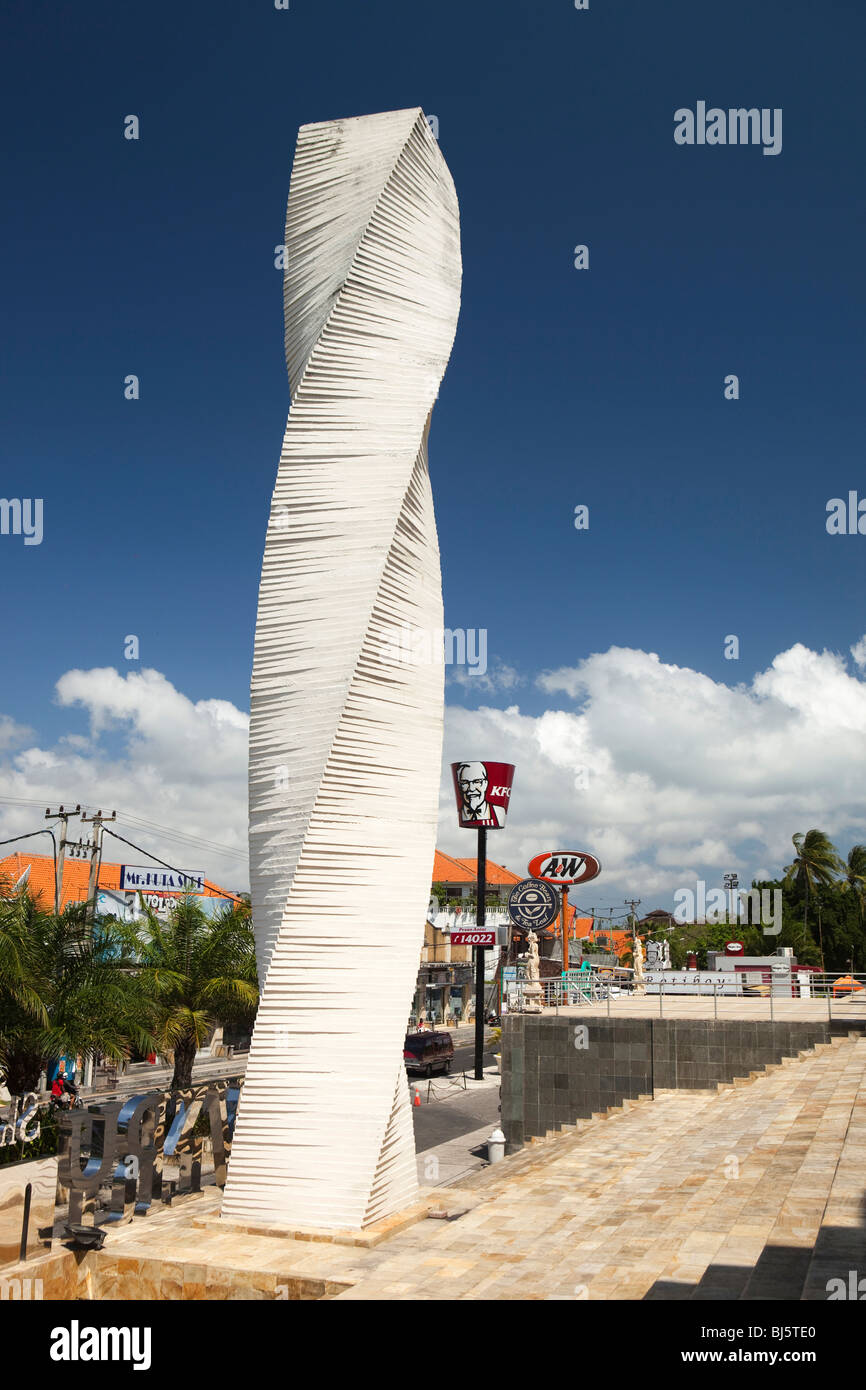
<box><xmin>337</xmin><ymin>1035</ymin><xmax>866</xmax><ymax>1301</ymax></box>
<box><xmin>77</xmin><ymin>1034</ymin><xmax>866</xmax><ymax>1302</ymax></box>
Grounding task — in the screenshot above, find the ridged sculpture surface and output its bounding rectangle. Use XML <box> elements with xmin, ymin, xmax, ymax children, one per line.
<box><xmin>222</xmin><ymin>109</ymin><xmax>461</xmax><ymax>1230</ymax></box>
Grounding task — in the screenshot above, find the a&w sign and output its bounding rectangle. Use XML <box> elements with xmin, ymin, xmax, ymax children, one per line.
<box><xmin>527</xmin><ymin>851</ymin><xmax>601</xmax><ymax>886</ymax></box>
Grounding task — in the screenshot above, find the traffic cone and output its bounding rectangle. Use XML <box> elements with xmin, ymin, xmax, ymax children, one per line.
<box><xmin>413</xmin><ymin>1087</ymin><xmax>421</xmax><ymax>1107</ymax></box>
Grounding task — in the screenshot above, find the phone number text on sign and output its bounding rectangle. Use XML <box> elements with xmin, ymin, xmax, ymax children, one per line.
<box><xmin>450</xmin><ymin>930</ymin><xmax>497</xmax><ymax>946</ymax></box>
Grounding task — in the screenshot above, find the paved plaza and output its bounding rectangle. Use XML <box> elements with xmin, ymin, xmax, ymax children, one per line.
<box><xmin>19</xmin><ymin>1028</ymin><xmax>866</xmax><ymax>1300</ymax></box>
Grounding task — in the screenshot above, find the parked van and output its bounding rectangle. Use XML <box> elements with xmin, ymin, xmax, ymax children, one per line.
<box><xmin>403</xmin><ymin>1030</ymin><xmax>454</xmax><ymax>1077</ymax></box>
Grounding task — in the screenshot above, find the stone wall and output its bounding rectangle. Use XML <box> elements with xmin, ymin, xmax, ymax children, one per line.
<box><xmin>500</xmin><ymin>1015</ymin><xmax>836</xmax><ymax>1153</ymax></box>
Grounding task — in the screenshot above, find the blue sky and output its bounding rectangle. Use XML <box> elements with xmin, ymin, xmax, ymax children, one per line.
<box><xmin>2</xmin><ymin>0</ymin><xmax>865</xmax><ymax>902</ymax></box>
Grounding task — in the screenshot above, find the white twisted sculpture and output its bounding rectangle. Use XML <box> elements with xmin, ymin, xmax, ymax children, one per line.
<box><xmin>222</xmin><ymin>109</ymin><xmax>461</xmax><ymax>1230</ymax></box>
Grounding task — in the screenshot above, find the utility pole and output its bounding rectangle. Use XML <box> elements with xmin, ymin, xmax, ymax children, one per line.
<box><xmin>77</xmin><ymin>809</ymin><xmax>115</xmax><ymax>1091</ymax></box>
<box><xmin>80</xmin><ymin>809</ymin><xmax>116</xmax><ymax>924</ymax></box>
<box><xmin>723</xmin><ymin>872</ymin><xmax>739</xmax><ymax>928</ymax></box>
<box><xmin>625</xmin><ymin>899</ymin><xmax>641</xmax><ymax>942</ymax></box>
<box><xmin>44</xmin><ymin>805</ymin><xmax>81</xmax><ymax>915</ymax></box>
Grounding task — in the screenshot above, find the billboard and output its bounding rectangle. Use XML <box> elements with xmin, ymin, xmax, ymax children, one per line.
<box><xmin>527</xmin><ymin>851</ymin><xmax>601</xmax><ymax>886</ymax></box>
<box><xmin>450</xmin><ymin>761</ymin><xmax>515</xmax><ymax>829</ymax></box>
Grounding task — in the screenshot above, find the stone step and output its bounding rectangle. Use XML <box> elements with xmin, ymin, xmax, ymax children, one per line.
<box><xmin>674</xmin><ymin>1038</ymin><xmax>866</xmax><ymax>1301</ymax></box>
<box><xmin>326</xmin><ymin>1036</ymin><xmax>866</xmax><ymax>1303</ymax></box>
<box><xmin>612</xmin><ymin>1038</ymin><xmax>865</xmax><ymax>1299</ymax></box>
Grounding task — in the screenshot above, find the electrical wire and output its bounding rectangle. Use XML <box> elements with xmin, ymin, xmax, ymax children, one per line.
<box><xmin>0</xmin><ymin>796</ymin><xmax>246</xmax><ymax>860</ymax></box>
<box><xmin>114</xmin><ymin>815</ymin><xmax>247</xmax><ymax>860</ymax></box>
<box><xmin>100</xmin><ymin>826</ymin><xmax>247</xmax><ymax>906</ymax></box>
<box><xmin>0</xmin><ymin>827</ymin><xmax>57</xmax><ymax>893</ymax></box>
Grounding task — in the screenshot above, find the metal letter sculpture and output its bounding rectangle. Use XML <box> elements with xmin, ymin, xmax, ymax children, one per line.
<box><xmin>222</xmin><ymin>109</ymin><xmax>462</xmax><ymax>1230</ymax></box>
<box><xmin>57</xmin><ymin>1080</ymin><xmax>242</xmax><ymax>1227</ymax></box>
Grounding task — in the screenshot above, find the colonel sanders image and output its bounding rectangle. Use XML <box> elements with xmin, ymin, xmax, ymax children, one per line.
<box><xmin>456</xmin><ymin>761</ymin><xmax>505</xmax><ymax>828</ymax></box>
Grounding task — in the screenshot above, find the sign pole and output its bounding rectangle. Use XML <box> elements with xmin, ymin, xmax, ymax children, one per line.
<box><xmin>562</xmin><ymin>884</ymin><xmax>570</xmax><ymax>977</ymax></box>
<box><xmin>474</xmin><ymin>825</ymin><xmax>487</xmax><ymax>1080</ymax></box>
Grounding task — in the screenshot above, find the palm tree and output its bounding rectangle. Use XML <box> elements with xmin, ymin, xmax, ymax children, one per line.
<box><xmin>0</xmin><ymin>887</ymin><xmax>152</xmax><ymax>1094</ymax></box>
<box><xmin>840</xmin><ymin>845</ymin><xmax>866</xmax><ymax>924</ymax></box>
<box><xmin>124</xmin><ymin>895</ymin><xmax>258</xmax><ymax>1089</ymax></box>
<box><xmin>784</xmin><ymin>830</ymin><xmax>843</xmax><ymax>954</ymax></box>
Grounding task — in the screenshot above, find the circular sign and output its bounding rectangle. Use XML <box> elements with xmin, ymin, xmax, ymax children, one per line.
<box><xmin>507</xmin><ymin>878</ymin><xmax>560</xmax><ymax>931</ymax></box>
<box><xmin>527</xmin><ymin>851</ymin><xmax>602</xmax><ymax>886</ymax></box>
<box><xmin>724</xmin><ymin>940</ymin><xmax>744</xmax><ymax>955</ymax></box>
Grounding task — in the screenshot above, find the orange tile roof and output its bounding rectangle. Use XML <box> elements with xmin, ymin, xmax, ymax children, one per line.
<box><xmin>452</xmin><ymin>858</ymin><xmax>523</xmax><ymax>887</ymax></box>
<box><xmin>431</xmin><ymin>850</ymin><xmax>523</xmax><ymax>885</ymax></box>
<box><xmin>0</xmin><ymin>852</ymin><xmax>241</xmax><ymax>911</ymax></box>
<box><xmin>431</xmin><ymin>849</ymin><xmax>476</xmax><ymax>882</ymax></box>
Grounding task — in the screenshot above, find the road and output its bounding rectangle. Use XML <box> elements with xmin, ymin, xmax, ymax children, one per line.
<box><xmin>80</xmin><ymin>1027</ymin><xmax>500</xmax><ymax>1156</ymax></box>
<box><xmin>411</xmin><ymin>1076</ymin><xmax>501</xmax><ymax>1152</ymax></box>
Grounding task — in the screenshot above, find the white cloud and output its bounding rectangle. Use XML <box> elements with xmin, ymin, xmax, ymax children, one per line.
<box><xmin>446</xmin><ymin>661</ymin><xmax>523</xmax><ymax>694</ymax></box>
<box><xmin>0</xmin><ymin>668</ymin><xmax>248</xmax><ymax>891</ymax></box>
<box><xmin>851</xmin><ymin>636</ymin><xmax>866</xmax><ymax>669</ymax></box>
<box><xmin>4</xmin><ymin>637</ymin><xmax>866</xmax><ymax>909</ymax></box>
<box><xmin>0</xmin><ymin>715</ymin><xmax>33</xmax><ymax>752</ymax></box>
<box><xmin>438</xmin><ymin>640</ymin><xmax>866</xmax><ymax>906</ymax></box>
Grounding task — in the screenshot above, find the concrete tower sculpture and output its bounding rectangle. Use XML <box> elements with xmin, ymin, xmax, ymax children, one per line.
<box><xmin>222</xmin><ymin>110</ymin><xmax>461</xmax><ymax>1230</ymax></box>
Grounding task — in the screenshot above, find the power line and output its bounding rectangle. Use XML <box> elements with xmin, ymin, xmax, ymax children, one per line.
<box><xmin>0</xmin><ymin>827</ymin><xmax>58</xmax><ymax>894</ymax></box>
<box><xmin>0</xmin><ymin>795</ymin><xmax>247</xmax><ymax>861</ymax></box>
<box><xmin>111</xmin><ymin>811</ymin><xmax>246</xmax><ymax>856</ymax></box>
<box><xmin>100</xmin><ymin>826</ymin><xmax>247</xmax><ymax>906</ymax></box>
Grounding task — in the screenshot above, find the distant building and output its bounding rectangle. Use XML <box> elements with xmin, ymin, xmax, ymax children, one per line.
<box><xmin>638</xmin><ymin>908</ymin><xmax>675</xmax><ymax>932</ymax></box>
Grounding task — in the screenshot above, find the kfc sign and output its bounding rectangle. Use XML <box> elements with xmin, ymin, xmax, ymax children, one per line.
<box><xmin>527</xmin><ymin>851</ymin><xmax>601</xmax><ymax>886</ymax></box>
<box><xmin>451</xmin><ymin>761</ymin><xmax>515</xmax><ymax>829</ymax></box>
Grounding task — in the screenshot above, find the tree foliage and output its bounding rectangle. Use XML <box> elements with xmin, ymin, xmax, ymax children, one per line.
<box><xmin>0</xmin><ymin>885</ymin><xmax>259</xmax><ymax>1095</ymax></box>
<box><xmin>117</xmin><ymin>895</ymin><xmax>258</xmax><ymax>1089</ymax></box>
<box><xmin>0</xmin><ymin>887</ymin><xmax>153</xmax><ymax>1093</ymax></box>
<box><xmin>641</xmin><ymin>831</ymin><xmax>863</xmax><ymax>973</ymax></box>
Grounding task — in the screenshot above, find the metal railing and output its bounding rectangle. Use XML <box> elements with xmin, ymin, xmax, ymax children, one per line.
<box><xmin>499</xmin><ymin>970</ymin><xmax>866</xmax><ymax>1021</ymax></box>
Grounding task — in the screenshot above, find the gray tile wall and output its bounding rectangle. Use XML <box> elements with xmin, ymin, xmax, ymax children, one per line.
<box><xmin>500</xmin><ymin>1015</ymin><xmax>832</xmax><ymax>1154</ymax></box>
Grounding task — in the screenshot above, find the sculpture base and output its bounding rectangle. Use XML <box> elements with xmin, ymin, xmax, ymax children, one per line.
<box><xmin>0</xmin><ymin>1184</ymin><xmax>486</xmax><ymax>1300</ymax></box>
<box><xmin>196</xmin><ymin>1193</ymin><xmax>442</xmax><ymax>1249</ymax></box>
<box><xmin>520</xmin><ymin>984</ymin><xmax>544</xmax><ymax>1013</ymax></box>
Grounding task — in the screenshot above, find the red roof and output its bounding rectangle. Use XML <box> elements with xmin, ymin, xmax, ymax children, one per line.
<box><xmin>432</xmin><ymin>850</ymin><xmax>523</xmax><ymax>885</ymax></box>
<box><xmin>0</xmin><ymin>852</ymin><xmax>241</xmax><ymax>911</ymax></box>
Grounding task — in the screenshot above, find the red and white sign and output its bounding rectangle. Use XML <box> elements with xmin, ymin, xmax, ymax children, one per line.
<box><xmin>451</xmin><ymin>761</ymin><xmax>515</xmax><ymax>829</ymax></box>
<box><xmin>527</xmin><ymin>851</ymin><xmax>601</xmax><ymax>886</ymax></box>
<box><xmin>450</xmin><ymin>930</ymin><xmax>497</xmax><ymax>947</ymax></box>
<box><xmin>725</xmin><ymin>940</ymin><xmax>744</xmax><ymax>955</ymax></box>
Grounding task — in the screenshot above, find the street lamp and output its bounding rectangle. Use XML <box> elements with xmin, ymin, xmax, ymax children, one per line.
<box><xmin>723</xmin><ymin>873</ymin><xmax>739</xmax><ymax>928</ymax></box>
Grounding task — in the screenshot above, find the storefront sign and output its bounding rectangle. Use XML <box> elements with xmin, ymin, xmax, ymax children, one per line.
<box><xmin>450</xmin><ymin>761</ymin><xmax>515</xmax><ymax>829</ymax></box>
<box><xmin>507</xmin><ymin>878</ymin><xmax>560</xmax><ymax>931</ymax></box>
<box><xmin>645</xmin><ymin>971</ymin><xmax>740</xmax><ymax>994</ymax></box>
<box><xmin>450</xmin><ymin>930</ymin><xmax>497</xmax><ymax>946</ymax></box>
<box><xmin>119</xmin><ymin>866</ymin><xmax>205</xmax><ymax>892</ymax></box>
<box><xmin>527</xmin><ymin>851</ymin><xmax>601</xmax><ymax>886</ymax></box>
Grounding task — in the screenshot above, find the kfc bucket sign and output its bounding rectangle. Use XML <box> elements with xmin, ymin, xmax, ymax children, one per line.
<box><xmin>450</xmin><ymin>761</ymin><xmax>515</xmax><ymax>829</ymax></box>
